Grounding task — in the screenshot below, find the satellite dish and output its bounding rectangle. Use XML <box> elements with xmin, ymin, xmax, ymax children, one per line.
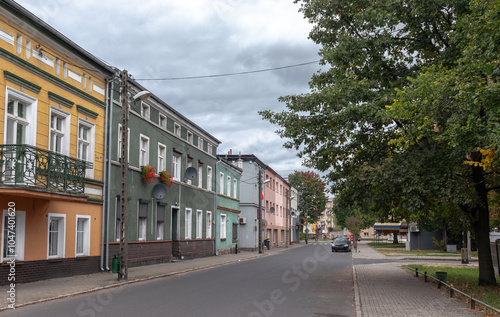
<box><xmin>185</xmin><ymin>167</ymin><xmax>197</xmax><ymax>180</ymax></box>
<box><xmin>152</xmin><ymin>183</ymin><xmax>167</xmax><ymax>200</ymax></box>
<box><xmin>270</xmin><ymin>207</ymin><xmax>275</xmax><ymax>213</ymax></box>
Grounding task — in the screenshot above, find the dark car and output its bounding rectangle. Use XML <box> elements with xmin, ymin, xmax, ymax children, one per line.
<box><xmin>331</xmin><ymin>238</ymin><xmax>352</xmax><ymax>252</ymax></box>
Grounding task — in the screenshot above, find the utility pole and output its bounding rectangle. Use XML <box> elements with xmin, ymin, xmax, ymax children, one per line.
<box><xmin>258</xmin><ymin>169</ymin><xmax>263</xmax><ymax>253</ymax></box>
<box><xmin>119</xmin><ymin>70</ymin><xmax>129</xmax><ymax>280</ymax></box>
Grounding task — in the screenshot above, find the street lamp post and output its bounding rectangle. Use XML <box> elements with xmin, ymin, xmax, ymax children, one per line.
<box><xmin>118</xmin><ymin>70</ymin><xmax>150</xmax><ymax>280</ymax></box>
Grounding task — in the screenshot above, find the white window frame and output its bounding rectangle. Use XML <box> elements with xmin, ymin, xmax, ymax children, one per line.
<box><xmin>16</xmin><ymin>34</ymin><xmax>21</xmax><ymax>54</ymax></box>
<box><xmin>4</xmin><ymin>87</ymin><xmax>37</xmax><ymax>147</ymax></box>
<box><xmin>158</xmin><ymin>143</ymin><xmax>166</xmax><ymax>172</ymax></box>
<box><xmin>198</xmin><ymin>164</ymin><xmax>203</xmax><ymax>188</ymax></box>
<box><xmin>75</xmin><ymin>215</ymin><xmax>91</xmax><ymax>257</ymax></box>
<box><xmin>78</xmin><ymin>119</ymin><xmax>95</xmax><ymax>178</ymax></box>
<box><xmin>207</xmin><ymin>143</ymin><xmax>212</xmax><ymax>155</ymax></box>
<box><xmin>219</xmin><ymin>172</ymin><xmax>224</xmax><ymax>194</ymax></box>
<box><xmin>139</xmin><ymin>134</ymin><xmax>150</xmax><ymax>167</ymax></box>
<box><xmin>156</xmin><ymin>204</ymin><xmax>165</xmax><ymax>240</ymax></box>
<box><xmin>159</xmin><ymin>113</ymin><xmax>166</xmax><ymax>129</ymax></box>
<box><xmin>220</xmin><ymin>214</ymin><xmax>227</xmax><ymax>239</ymax></box>
<box><xmin>138</xmin><ymin>217</ymin><xmax>147</xmax><ymax>241</ymax></box>
<box><xmin>187</xmin><ymin>131</ymin><xmax>193</xmax><ymax>144</ymax></box>
<box><xmin>185</xmin><ymin>208</ymin><xmax>192</xmax><ymax>239</ymax></box>
<box><xmin>1</xmin><ymin>210</ymin><xmax>25</xmax><ymax>262</ymax></box>
<box><xmin>207</xmin><ymin>166</ymin><xmax>212</xmax><ymax>191</ymax></box>
<box><xmin>174</xmin><ymin>123</ymin><xmax>181</xmax><ymax>137</ymax></box>
<box><xmin>227</xmin><ymin>176</ymin><xmax>231</xmax><ymax>196</ymax></box>
<box><xmin>198</xmin><ymin>138</ymin><xmax>204</xmax><ymax>150</ymax></box>
<box><xmin>117</xmin><ymin>124</ymin><xmax>130</xmax><ymax>161</ymax></box>
<box><xmin>172</xmin><ymin>152</ymin><xmax>181</xmax><ymax>181</ymax></box>
<box><xmin>233</xmin><ymin>179</ymin><xmax>237</xmax><ymax>198</ymax></box>
<box><xmin>49</xmin><ymin>107</ymin><xmax>71</xmax><ymax>155</ymax></box>
<box><xmin>25</xmin><ymin>39</ymin><xmax>31</xmax><ymax>59</ymax></box>
<box><xmin>196</xmin><ymin>210</ymin><xmax>203</xmax><ymax>239</ymax></box>
<box><xmin>206</xmin><ymin>211</ymin><xmax>212</xmax><ymax>239</ymax></box>
<box><xmin>47</xmin><ymin>213</ymin><xmax>66</xmax><ymax>259</ymax></box>
<box><xmin>141</xmin><ymin>102</ymin><xmax>150</xmax><ymax>120</ymax></box>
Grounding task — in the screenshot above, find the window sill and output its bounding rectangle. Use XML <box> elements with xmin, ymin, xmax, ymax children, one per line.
<box><xmin>48</xmin><ymin>258</ymin><xmax>64</xmax><ymax>263</ymax></box>
<box><xmin>75</xmin><ymin>256</ymin><xmax>90</xmax><ymax>260</ymax></box>
<box><xmin>220</xmin><ymin>238</ymin><xmax>226</xmax><ymax>241</ymax></box>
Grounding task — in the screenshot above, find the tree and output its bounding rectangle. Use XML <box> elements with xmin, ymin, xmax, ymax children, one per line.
<box><xmin>260</xmin><ymin>0</ymin><xmax>498</xmax><ymax>286</ymax></box>
<box><xmin>288</xmin><ymin>171</ymin><xmax>327</xmax><ymax>223</ymax></box>
<box><xmin>346</xmin><ymin>216</ymin><xmax>363</xmax><ymax>250</ymax></box>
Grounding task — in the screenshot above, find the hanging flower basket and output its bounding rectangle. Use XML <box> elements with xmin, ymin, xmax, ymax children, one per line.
<box><xmin>142</xmin><ymin>165</ymin><xmax>156</xmax><ymax>184</ymax></box>
<box><xmin>159</xmin><ymin>170</ymin><xmax>173</xmax><ymax>187</ymax></box>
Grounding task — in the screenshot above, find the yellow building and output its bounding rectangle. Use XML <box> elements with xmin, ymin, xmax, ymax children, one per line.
<box><xmin>0</xmin><ymin>1</ymin><xmax>114</xmax><ymax>284</ymax></box>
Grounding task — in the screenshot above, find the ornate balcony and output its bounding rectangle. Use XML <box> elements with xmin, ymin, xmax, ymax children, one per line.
<box><xmin>0</xmin><ymin>144</ymin><xmax>91</xmax><ymax>194</ymax></box>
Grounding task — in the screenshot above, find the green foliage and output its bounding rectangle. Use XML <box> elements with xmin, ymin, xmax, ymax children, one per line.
<box><xmin>260</xmin><ymin>0</ymin><xmax>499</xmax><ymax>286</ymax></box>
<box><xmin>288</xmin><ymin>170</ymin><xmax>327</xmax><ymax>222</ymax></box>
<box><xmin>431</xmin><ymin>237</ymin><xmax>447</xmax><ymax>252</ymax></box>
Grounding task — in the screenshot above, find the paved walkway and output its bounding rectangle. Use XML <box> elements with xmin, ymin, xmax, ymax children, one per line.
<box><xmin>352</xmin><ymin>241</ymin><xmax>485</xmax><ymax>317</ymax></box>
<box><xmin>0</xmin><ymin>241</ymin><xmax>490</xmax><ymax>316</ymax></box>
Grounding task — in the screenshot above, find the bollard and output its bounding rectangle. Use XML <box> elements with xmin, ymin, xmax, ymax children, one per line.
<box><xmin>438</xmin><ymin>279</ymin><xmax>442</xmax><ymax>289</ymax></box>
<box><xmin>470</xmin><ymin>294</ymin><xmax>475</xmax><ymax>309</ymax></box>
<box><xmin>424</xmin><ymin>271</ymin><xmax>427</xmax><ymax>283</ymax></box>
<box><xmin>415</xmin><ymin>268</ymin><xmax>419</xmax><ymax>277</ymax></box>
<box><xmin>450</xmin><ymin>284</ymin><xmax>454</xmax><ymax>298</ymax></box>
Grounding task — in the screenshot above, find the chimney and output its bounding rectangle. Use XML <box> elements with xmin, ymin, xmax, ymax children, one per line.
<box><xmin>228</xmin><ymin>149</ymin><xmax>232</xmax><ymax>155</ymax></box>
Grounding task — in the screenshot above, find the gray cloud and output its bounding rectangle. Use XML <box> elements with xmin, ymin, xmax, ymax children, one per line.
<box><xmin>17</xmin><ymin>0</ymin><xmax>321</xmax><ymax>178</ymax></box>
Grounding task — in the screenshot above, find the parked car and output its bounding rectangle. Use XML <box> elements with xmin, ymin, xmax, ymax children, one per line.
<box><xmin>331</xmin><ymin>238</ymin><xmax>352</xmax><ymax>252</ymax></box>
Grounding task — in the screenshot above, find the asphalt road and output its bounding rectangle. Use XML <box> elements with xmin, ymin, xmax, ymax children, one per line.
<box><xmin>2</xmin><ymin>244</ymin><xmax>355</xmax><ymax>317</ymax></box>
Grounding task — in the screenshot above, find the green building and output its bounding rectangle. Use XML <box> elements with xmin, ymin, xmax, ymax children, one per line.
<box><xmin>104</xmin><ymin>75</ymin><xmax>220</xmax><ymax>267</ymax></box>
<box><xmin>215</xmin><ymin>157</ymin><xmax>242</xmax><ymax>254</ymax></box>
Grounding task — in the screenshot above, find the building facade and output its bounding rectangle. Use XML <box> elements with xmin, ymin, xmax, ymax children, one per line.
<box><xmin>215</xmin><ymin>157</ymin><xmax>242</xmax><ymax>255</ymax></box>
<box><xmin>224</xmin><ymin>153</ymin><xmax>266</xmax><ymax>251</ymax></box>
<box><xmin>0</xmin><ymin>0</ymin><xmax>114</xmax><ymax>284</ymax></box>
<box><xmin>105</xmin><ymin>77</ymin><xmax>221</xmax><ymax>266</ymax></box>
<box><xmin>264</xmin><ymin>167</ymin><xmax>291</xmax><ymax>247</ymax></box>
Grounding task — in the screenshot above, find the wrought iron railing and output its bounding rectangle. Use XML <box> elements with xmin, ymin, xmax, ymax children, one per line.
<box><xmin>0</xmin><ymin>144</ymin><xmax>91</xmax><ymax>194</ymax></box>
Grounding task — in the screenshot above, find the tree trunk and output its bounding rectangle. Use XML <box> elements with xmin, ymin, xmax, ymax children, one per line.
<box><xmin>470</xmin><ymin>160</ymin><xmax>497</xmax><ymax>287</ymax></box>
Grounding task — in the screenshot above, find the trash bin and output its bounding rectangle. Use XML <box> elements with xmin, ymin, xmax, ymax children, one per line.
<box><xmin>264</xmin><ymin>239</ymin><xmax>270</xmax><ymax>250</ymax></box>
<box><xmin>112</xmin><ymin>254</ymin><xmax>121</xmax><ymax>273</ymax></box>
<box><xmin>435</xmin><ymin>271</ymin><xmax>447</xmax><ymax>283</ymax></box>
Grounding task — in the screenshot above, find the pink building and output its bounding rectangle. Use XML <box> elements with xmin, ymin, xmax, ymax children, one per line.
<box><xmin>263</xmin><ymin>167</ymin><xmax>291</xmax><ymax>247</ymax></box>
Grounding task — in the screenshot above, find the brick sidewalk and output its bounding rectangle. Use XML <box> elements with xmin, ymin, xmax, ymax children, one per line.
<box><xmin>352</xmin><ymin>242</ymin><xmax>485</xmax><ymax>317</ymax></box>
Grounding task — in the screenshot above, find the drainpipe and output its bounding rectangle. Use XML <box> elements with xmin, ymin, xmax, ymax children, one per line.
<box><xmin>100</xmin><ymin>77</ymin><xmax>115</xmax><ymax>271</ymax></box>
<box><xmin>213</xmin><ymin>158</ymin><xmax>221</xmax><ymax>255</ymax></box>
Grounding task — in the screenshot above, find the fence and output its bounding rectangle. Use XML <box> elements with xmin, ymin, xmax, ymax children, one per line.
<box><xmin>407</xmin><ymin>267</ymin><xmax>499</xmax><ymax>314</ymax></box>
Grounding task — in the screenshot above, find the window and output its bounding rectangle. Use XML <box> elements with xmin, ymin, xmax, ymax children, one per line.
<box><xmin>198</xmin><ymin>163</ymin><xmax>203</xmax><ymax>188</ymax></box>
<box><xmin>117</xmin><ymin>124</ymin><xmax>130</xmax><ymax>161</ymax></box>
<box><xmin>186</xmin><ymin>159</ymin><xmax>193</xmax><ymax>185</ymax></box>
<box><xmin>227</xmin><ymin>176</ymin><xmax>231</xmax><ymax>196</ymax></box>
<box><xmin>232</xmin><ymin>223</ymin><xmax>238</xmax><ymax>241</ymax></box>
<box><xmin>47</xmin><ymin>214</ymin><xmax>65</xmax><ymax>258</ymax></box>
<box><xmin>1</xmin><ymin>210</ymin><xmax>25</xmax><ymax>262</ymax></box>
<box><xmin>138</xmin><ymin>201</ymin><xmax>148</xmax><ymax>241</ymax></box>
<box><xmin>172</xmin><ymin>153</ymin><xmax>181</xmax><ymax>181</ymax></box>
<box><xmin>157</xmin><ymin>204</ymin><xmax>165</xmax><ymax>240</ymax></box>
<box><xmin>187</xmin><ymin>131</ymin><xmax>193</xmax><ymax>144</ymax></box>
<box><xmin>159</xmin><ymin>113</ymin><xmax>166</xmax><ymax>129</ymax></box>
<box><xmin>115</xmin><ymin>197</ymin><xmax>121</xmax><ymax>242</ymax></box>
<box><xmin>49</xmin><ymin>108</ymin><xmax>70</xmax><ymax>155</ymax></box>
<box><xmin>219</xmin><ymin>173</ymin><xmax>224</xmax><ymax>194</ymax></box>
<box><xmin>207</xmin><ymin>166</ymin><xmax>213</xmax><ymax>191</ymax></box>
<box><xmin>198</xmin><ymin>138</ymin><xmax>203</xmax><ymax>150</ymax></box>
<box><xmin>158</xmin><ymin>143</ymin><xmax>166</xmax><ymax>172</ymax></box>
<box><xmin>75</xmin><ymin>216</ymin><xmax>90</xmax><ymax>256</ymax></box>
<box><xmin>83</xmin><ymin>74</ymin><xmax>87</xmax><ymax>90</ymax></box>
<box><xmin>185</xmin><ymin>208</ymin><xmax>192</xmax><ymax>239</ymax></box>
<box><xmin>78</xmin><ymin>120</ymin><xmax>95</xmax><ymax>178</ymax></box>
<box><xmin>220</xmin><ymin>214</ymin><xmax>226</xmax><ymax>239</ymax></box>
<box><xmin>63</xmin><ymin>62</ymin><xmax>67</xmax><ymax>79</ymax></box>
<box><xmin>139</xmin><ymin>134</ymin><xmax>150</xmax><ymax>166</ymax></box>
<box><xmin>207</xmin><ymin>143</ymin><xmax>213</xmax><ymax>155</ymax></box>
<box><xmin>196</xmin><ymin>210</ymin><xmax>202</xmax><ymax>239</ymax></box>
<box><xmin>363</xmin><ymin>232</ymin><xmax>369</xmax><ymax>237</ymax></box>
<box><xmin>25</xmin><ymin>39</ymin><xmax>31</xmax><ymax>59</ymax></box>
<box><xmin>16</xmin><ymin>34</ymin><xmax>21</xmax><ymax>54</ymax></box>
<box><xmin>55</xmin><ymin>58</ymin><xmax>60</xmax><ymax>75</ymax></box>
<box><xmin>206</xmin><ymin>211</ymin><xmax>212</xmax><ymax>239</ymax></box>
<box><xmin>174</xmin><ymin>123</ymin><xmax>181</xmax><ymax>137</ymax></box>
<box><xmin>141</xmin><ymin>102</ymin><xmax>150</xmax><ymax>120</ymax></box>
<box><xmin>233</xmin><ymin>179</ymin><xmax>237</xmax><ymax>198</ymax></box>
<box><xmin>89</xmin><ymin>77</ymin><xmax>92</xmax><ymax>92</ymax></box>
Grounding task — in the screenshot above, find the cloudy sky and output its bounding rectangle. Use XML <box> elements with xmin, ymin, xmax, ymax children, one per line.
<box><xmin>16</xmin><ymin>0</ymin><xmax>323</xmax><ymax>178</ymax></box>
